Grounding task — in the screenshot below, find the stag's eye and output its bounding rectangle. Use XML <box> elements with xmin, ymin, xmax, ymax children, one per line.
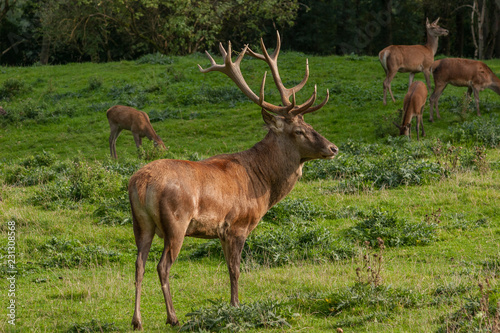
<box><xmin>294</xmin><ymin>129</ymin><xmax>305</xmax><ymax>136</ymax></box>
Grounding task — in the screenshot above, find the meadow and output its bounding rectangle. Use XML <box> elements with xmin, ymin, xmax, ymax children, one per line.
<box><xmin>0</xmin><ymin>51</ymin><xmax>499</xmax><ymax>332</ymax></box>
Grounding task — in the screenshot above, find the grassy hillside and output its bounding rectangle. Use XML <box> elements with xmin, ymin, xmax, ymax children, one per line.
<box><xmin>0</xmin><ymin>52</ymin><xmax>499</xmax><ymax>332</ymax></box>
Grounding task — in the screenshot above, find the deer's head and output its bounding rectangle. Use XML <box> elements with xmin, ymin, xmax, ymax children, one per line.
<box><xmin>198</xmin><ymin>31</ymin><xmax>338</xmax><ymax>162</ymax></box>
<box><xmin>426</xmin><ymin>18</ymin><xmax>449</xmax><ymax>38</ymax></box>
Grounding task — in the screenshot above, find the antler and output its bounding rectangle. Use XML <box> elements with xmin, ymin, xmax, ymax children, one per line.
<box><xmin>198</xmin><ymin>31</ymin><xmax>329</xmax><ymax>117</ymax></box>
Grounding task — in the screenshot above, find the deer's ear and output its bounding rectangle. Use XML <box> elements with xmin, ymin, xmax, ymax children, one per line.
<box><xmin>261</xmin><ymin>109</ymin><xmax>284</xmax><ymax>132</ymax></box>
<box><xmin>426</xmin><ymin>17</ymin><xmax>430</xmax><ymax>26</ymax></box>
<box><xmin>433</xmin><ymin>17</ymin><xmax>440</xmax><ymax>25</ymax></box>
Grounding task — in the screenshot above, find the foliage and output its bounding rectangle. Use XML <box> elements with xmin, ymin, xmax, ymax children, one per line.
<box><xmin>263</xmin><ymin>197</ymin><xmax>326</xmax><ymax>223</ymax></box>
<box><xmin>346</xmin><ymin>210</ymin><xmax>438</xmax><ymax>247</ymax></box>
<box><xmin>0</xmin><ymin>77</ymin><xmax>30</xmax><ymax>99</ymax></box>
<box><xmin>191</xmin><ymin>222</ymin><xmax>356</xmax><ymax>266</ymax></box>
<box><xmin>448</xmin><ymin>116</ymin><xmax>500</xmax><ymax>148</ymax></box>
<box><xmin>66</xmin><ymin>319</ymin><xmax>119</xmax><ymax>333</ymax></box>
<box><xmin>304</xmin><ymin>140</ymin><xmax>448</xmax><ymax>192</ymax></box>
<box><xmin>40</xmin><ymin>237</ymin><xmax>122</xmax><ymax>268</ymax></box>
<box><xmin>437</xmin><ymin>279</ymin><xmax>500</xmax><ymax>333</ymax></box>
<box><xmin>180</xmin><ymin>299</ymin><xmax>293</xmax><ymax>332</ymax></box>
<box><xmin>356</xmin><ymin>238</ymin><xmax>385</xmax><ymax>287</ymax></box>
<box><xmin>299</xmin><ymin>283</ymin><xmax>426</xmax><ymax>327</ymax></box>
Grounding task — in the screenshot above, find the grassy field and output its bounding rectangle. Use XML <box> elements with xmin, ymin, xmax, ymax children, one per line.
<box><xmin>0</xmin><ymin>51</ymin><xmax>499</xmax><ymax>332</ymax></box>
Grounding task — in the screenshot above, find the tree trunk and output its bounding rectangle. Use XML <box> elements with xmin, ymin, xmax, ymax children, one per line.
<box><xmin>39</xmin><ymin>33</ymin><xmax>50</xmax><ymax>65</ymax></box>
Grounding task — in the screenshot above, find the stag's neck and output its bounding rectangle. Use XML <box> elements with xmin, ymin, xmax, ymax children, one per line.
<box><xmin>425</xmin><ymin>32</ymin><xmax>439</xmax><ymax>56</ymax></box>
<box><xmin>240</xmin><ymin>131</ymin><xmax>303</xmax><ymax>209</ymax></box>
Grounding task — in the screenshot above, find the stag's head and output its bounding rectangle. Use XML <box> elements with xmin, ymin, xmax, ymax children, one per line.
<box><xmin>426</xmin><ymin>17</ymin><xmax>449</xmax><ymax>37</ymax></box>
<box><xmin>198</xmin><ymin>31</ymin><xmax>338</xmax><ymax>162</ymax></box>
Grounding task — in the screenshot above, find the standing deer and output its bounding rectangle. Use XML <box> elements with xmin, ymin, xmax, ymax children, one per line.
<box><xmin>429</xmin><ymin>58</ymin><xmax>500</xmax><ymax>121</ymax></box>
<box><xmin>393</xmin><ymin>81</ymin><xmax>427</xmax><ymax>140</ymax></box>
<box><xmin>128</xmin><ymin>31</ymin><xmax>338</xmax><ymax>330</ymax></box>
<box><xmin>106</xmin><ymin>105</ymin><xmax>166</xmax><ymax>159</ymax></box>
<box><xmin>379</xmin><ymin>18</ymin><xmax>448</xmax><ymax>105</ymax></box>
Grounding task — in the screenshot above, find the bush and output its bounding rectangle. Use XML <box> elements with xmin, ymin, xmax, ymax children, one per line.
<box><xmin>448</xmin><ymin>116</ymin><xmax>500</xmax><ymax>148</ymax></box>
<box><xmin>191</xmin><ymin>223</ymin><xmax>357</xmax><ymax>267</ymax></box>
<box><xmin>40</xmin><ymin>237</ymin><xmax>122</xmax><ymax>268</ymax></box>
<box><xmin>136</xmin><ymin>53</ymin><xmax>174</xmax><ymax>65</ymax></box>
<box><xmin>263</xmin><ymin>198</ymin><xmax>325</xmax><ymax>224</ymax></box>
<box><xmin>0</xmin><ymin>78</ymin><xmax>30</xmax><ymax>99</ymax></box>
<box><xmin>346</xmin><ymin>210</ymin><xmax>438</xmax><ymax>247</ymax></box>
<box><xmin>67</xmin><ymin>319</ymin><xmax>119</xmax><ymax>333</ymax></box>
<box><xmin>180</xmin><ymin>299</ymin><xmax>292</xmax><ymax>332</ymax></box>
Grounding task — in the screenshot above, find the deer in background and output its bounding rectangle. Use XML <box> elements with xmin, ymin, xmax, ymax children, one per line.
<box><xmin>429</xmin><ymin>58</ymin><xmax>500</xmax><ymax>121</ymax></box>
<box><xmin>393</xmin><ymin>81</ymin><xmax>427</xmax><ymax>140</ymax></box>
<box><xmin>128</xmin><ymin>31</ymin><xmax>338</xmax><ymax>330</ymax></box>
<box><xmin>106</xmin><ymin>105</ymin><xmax>166</xmax><ymax>159</ymax></box>
<box><xmin>379</xmin><ymin>18</ymin><xmax>448</xmax><ymax>105</ymax></box>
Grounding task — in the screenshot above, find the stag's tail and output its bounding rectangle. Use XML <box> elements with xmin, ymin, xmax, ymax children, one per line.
<box><xmin>379</xmin><ymin>49</ymin><xmax>390</xmax><ymax>73</ymax></box>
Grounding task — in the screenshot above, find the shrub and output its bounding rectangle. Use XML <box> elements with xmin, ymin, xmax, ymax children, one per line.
<box><xmin>263</xmin><ymin>198</ymin><xmax>325</xmax><ymax>224</ymax></box>
<box><xmin>40</xmin><ymin>237</ymin><xmax>122</xmax><ymax>268</ymax></box>
<box><xmin>191</xmin><ymin>223</ymin><xmax>357</xmax><ymax>267</ymax></box>
<box><xmin>0</xmin><ymin>77</ymin><xmax>30</xmax><ymax>99</ymax></box>
<box><xmin>136</xmin><ymin>53</ymin><xmax>174</xmax><ymax>65</ymax></box>
<box><xmin>346</xmin><ymin>210</ymin><xmax>438</xmax><ymax>247</ymax></box>
<box><xmin>87</xmin><ymin>76</ymin><xmax>103</xmax><ymax>91</ymax></box>
<box><xmin>180</xmin><ymin>299</ymin><xmax>292</xmax><ymax>332</ymax></box>
<box><xmin>3</xmin><ymin>151</ymin><xmax>59</xmax><ymax>186</ymax></box>
<box><xmin>299</xmin><ymin>283</ymin><xmax>426</xmax><ymax>327</ymax></box>
<box><xmin>448</xmin><ymin>116</ymin><xmax>500</xmax><ymax>148</ymax></box>
<box><xmin>67</xmin><ymin>319</ymin><xmax>119</xmax><ymax>333</ymax></box>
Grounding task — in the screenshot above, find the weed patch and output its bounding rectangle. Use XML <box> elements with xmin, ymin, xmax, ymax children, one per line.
<box><xmin>180</xmin><ymin>299</ymin><xmax>293</xmax><ymax>332</ymax></box>
<box><xmin>448</xmin><ymin>115</ymin><xmax>500</xmax><ymax>148</ymax></box>
<box><xmin>67</xmin><ymin>319</ymin><xmax>119</xmax><ymax>332</ymax></box>
<box><xmin>191</xmin><ymin>222</ymin><xmax>356</xmax><ymax>267</ymax></box>
<box><xmin>40</xmin><ymin>237</ymin><xmax>122</xmax><ymax>268</ymax></box>
<box><xmin>346</xmin><ymin>210</ymin><xmax>438</xmax><ymax>247</ymax></box>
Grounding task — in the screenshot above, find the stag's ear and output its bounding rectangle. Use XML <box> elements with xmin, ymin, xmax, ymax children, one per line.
<box><xmin>261</xmin><ymin>108</ymin><xmax>284</xmax><ymax>133</ymax></box>
<box><xmin>426</xmin><ymin>17</ymin><xmax>430</xmax><ymax>26</ymax></box>
<box><xmin>433</xmin><ymin>17</ymin><xmax>440</xmax><ymax>25</ymax></box>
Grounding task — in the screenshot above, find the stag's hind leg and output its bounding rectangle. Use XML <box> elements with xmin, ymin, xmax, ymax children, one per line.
<box><xmin>131</xmin><ymin>207</ymin><xmax>156</xmax><ymax>331</ymax></box>
<box><xmin>157</xmin><ymin>232</ymin><xmax>185</xmax><ymax>327</ymax></box>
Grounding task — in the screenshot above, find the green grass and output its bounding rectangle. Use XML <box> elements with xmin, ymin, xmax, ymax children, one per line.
<box><xmin>0</xmin><ymin>53</ymin><xmax>499</xmax><ymax>332</ymax></box>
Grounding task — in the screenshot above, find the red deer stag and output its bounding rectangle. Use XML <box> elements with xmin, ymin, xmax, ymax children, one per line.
<box><xmin>379</xmin><ymin>18</ymin><xmax>448</xmax><ymax>105</ymax></box>
<box><xmin>429</xmin><ymin>58</ymin><xmax>500</xmax><ymax>121</ymax></box>
<box><xmin>393</xmin><ymin>81</ymin><xmax>427</xmax><ymax>140</ymax></box>
<box><xmin>128</xmin><ymin>31</ymin><xmax>338</xmax><ymax>330</ymax></box>
<box><xmin>106</xmin><ymin>105</ymin><xmax>166</xmax><ymax>159</ymax></box>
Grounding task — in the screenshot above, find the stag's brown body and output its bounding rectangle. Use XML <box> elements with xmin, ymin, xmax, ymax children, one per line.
<box><xmin>107</xmin><ymin>105</ymin><xmax>166</xmax><ymax>159</ymax></box>
<box><xmin>429</xmin><ymin>58</ymin><xmax>500</xmax><ymax>121</ymax></box>
<box><xmin>128</xmin><ymin>32</ymin><xmax>338</xmax><ymax>330</ymax></box>
<box><xmin>379</xmin><ymin>18</ymin><xmax>448</xmax><ymax>105</ymax></box>
<box><xmin>395</xmin><ymin>81</ymin><xmax>427</xmax><ymax>140</ymax></box>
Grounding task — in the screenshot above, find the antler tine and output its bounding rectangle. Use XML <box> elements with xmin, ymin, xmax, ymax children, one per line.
<box><xmin>298</xmin><ymin>89</ymin><xmax>330</xmax><ymax>115</ymax></box>
<box><xmin>246</xmin><ymin>31</ymin><xmax>310</xmax><ymax>107</ymax></box>
<box><xmin>198</xmin><ymin>41</ymin><xmax>297</xmax><ymax>115</ymax></box>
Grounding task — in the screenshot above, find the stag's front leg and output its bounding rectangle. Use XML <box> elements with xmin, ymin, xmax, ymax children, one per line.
<box><xmin>221</xmin><ymin>233</ymin><xmax>247</xmax><ymax>306</ymax></box>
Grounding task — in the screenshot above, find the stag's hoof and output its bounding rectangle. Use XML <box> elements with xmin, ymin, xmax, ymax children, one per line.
<box><xmin>132</xmin><ymin>320</ymin><xmax>143</xmax><ymax>331</ymax></box>
<box><xmin>166</xmin><ymin>318</ymin><xmax>179</xmax><ymax>326</ymax></box>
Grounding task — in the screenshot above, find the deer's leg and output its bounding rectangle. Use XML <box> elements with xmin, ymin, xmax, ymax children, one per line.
<box><xmin>131</xmin><ymin>207</ymin><xmax>155</xmax><ymax>331</ymax></box>
<box><xmin>472</xmin><ymin>87</ymin><xmax>481</xmax><ymax>116</ymax></box>
<box><xmin>109</xmin><ymin>126</ymin><xmax>122</xmax><ymax>159</ymax></box>
<box><xmin>423</xmin><ymin>69</ymin><xmax>432</xmax><ymax>93</ymax></box>
<box><xmin>383</xmin><ymin>70</ymin><xmax>397</xmax><ymax>105</ymax></box>
<box><xmin>419</xmin><ymin>109</ymin><xmax>425</xmax><ymax>138</ymax></box>
<box><xmin>133</xmin><ymin>133</ymin><xmax>143</xmax><ymax>149</ymax></box>
<box><xmin>408</xmin><ymin>72</ymin><xmax>415</xmax><ymax>90</ymax></box>
<box><xmin>157</xmin><ymin>232</ymin><xmax>184</xmax><ymax>326</ymax></box>
<box><xmin>220</xmin><ymin>233</ymin><xmax>247</xmax><ymax>307</ymax></box>
<box><xmin>429</xmin><ymin>83</ymin><xmax>447</xmax><ymax>122</ymax></box>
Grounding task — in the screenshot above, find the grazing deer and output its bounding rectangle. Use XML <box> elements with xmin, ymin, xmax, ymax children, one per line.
<box><xmin>106</xmin><ymin>105</ymin><xmax>166</xmax><ymax>159</ymax></box>
<box><xmin>128</xmin><ymin>31</ymin><xmax>338</xmax><ymax>330</ymax></box>
<box><xmin>429</xmin><ymin>58</ymin><xmax>500</xmax><ymax>121</ymax></box>
<box><xmin>379</xmin><ymin>18</ymin><xmax>448</xmax><ymax>105</ymax></box>
<box><xmin>393</xmin><ymin>81</ymin><xmax>427</xmax><ymax>140</ymax></box>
